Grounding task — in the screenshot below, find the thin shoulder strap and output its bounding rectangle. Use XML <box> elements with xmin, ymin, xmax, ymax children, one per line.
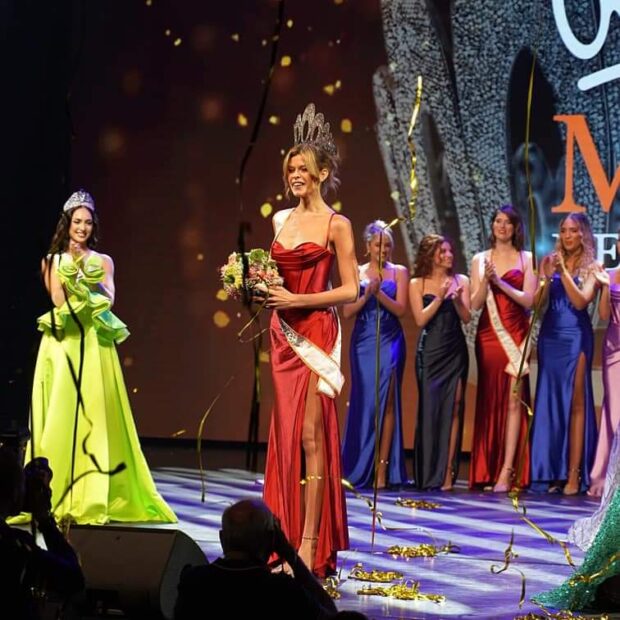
<box><xmin>271</xmin><ymin>208</ymin><xmax>296</xmax><ymax>247</ymax></box>
<box><xmin>325</xmin><ymin>212</ymin><xmax>336</xmax><ymax>248</ymax></box>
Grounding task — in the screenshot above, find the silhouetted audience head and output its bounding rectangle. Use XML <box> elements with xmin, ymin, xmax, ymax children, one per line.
<box><xmin>219</xmin><ymin>498</ymin><xmax>275</xmax><ymax>563</ymax></box>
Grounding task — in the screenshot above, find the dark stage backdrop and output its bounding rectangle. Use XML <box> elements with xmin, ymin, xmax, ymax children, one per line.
<box><xmin>67</xmin><ymin>0</ymin><xmax>413</xmax><ymax>444</ymax></box>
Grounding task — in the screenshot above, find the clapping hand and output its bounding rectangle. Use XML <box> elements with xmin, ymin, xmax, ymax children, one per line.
<box><xmin>594</xmin><ymin>263</ymin><xmax>610</xmax><ymax>287</ymax></box>
<box><xmin>484</xmin><ymin>257</ymin><xmax>498</xmax><ymax>283</ymax></box>
<box><xmin>364</xmin><ymin>277</ymin><xmax>381</xmax><ymax>298</ymax></box>
<box><xmin>552</xmin><ymin>251</ymin><xmax>567</xmax><ymax>274</ymax></box>
<box><xmin>439</xmin><ymin>277</ymin><xmax>451</xmax><ymax>300</ymax></box>
<box><xmin>449</xmin><ymin>284</ymin><xmax>464</xmax><ymax>304</ymax></box>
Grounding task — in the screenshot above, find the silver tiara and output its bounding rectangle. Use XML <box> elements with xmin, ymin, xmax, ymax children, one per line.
<box><xmin>63</xmin><ymin>190</ymin><xmax>95</xmax><ymax>213</ymax></box>
<box><xmin>293</xmin><ymin>103</ymin><xmax>337</xmax><ymax>156</ymax></box>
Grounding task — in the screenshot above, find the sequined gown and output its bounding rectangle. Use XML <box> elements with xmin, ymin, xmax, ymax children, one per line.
<box><xmin>21</xmin><ymin>253</ymin><xmax>176</xmax><ymax>524</ymax></box>
<box><xmin>341</xmin><ymin>279</ymin><xmax>407</xmax><ymax>488</ymax></box>
<box><xmin>263</xmin><ymin>216</ymin><xmax>349</xmax><ymax>578</ymax></box>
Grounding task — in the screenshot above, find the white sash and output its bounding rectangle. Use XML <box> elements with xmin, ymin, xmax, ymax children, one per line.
<box><xmin>480</xmin><ymin>251</ymin><xmax>531</xmax><ymax>377</ymax></box>
<box><xmin>279</xmin><ymin>311</ymin><xmax>344</xmax><ymax>398</ymax></box>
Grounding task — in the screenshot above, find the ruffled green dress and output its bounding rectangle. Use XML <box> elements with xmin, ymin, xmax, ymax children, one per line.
<box><xmin>24</xmin><ymin>253</ymin><xmax>176</xmax><ymax>524</ymax></box>
<box><xmin>532</xmin><ymin>487</ymin><xmax>620</xmax><ymax>610</ymax></box>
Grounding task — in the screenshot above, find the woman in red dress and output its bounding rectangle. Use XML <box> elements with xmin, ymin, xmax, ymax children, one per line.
<box><xmin>262</xmin><ymin>104</ymin><xmax>358</xmax><ymax>576</ymax></box>
<box><xmin>469</xmin><ymin>205</ymin><xmax>537</xmax><ymax>491</ymax></box>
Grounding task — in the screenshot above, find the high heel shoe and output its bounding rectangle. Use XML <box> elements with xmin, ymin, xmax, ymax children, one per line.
<box><xmin>492</xmin><ymin>466</ymin><xmax>514</xmax><ymax>493</ymax></box>
<box><xmin>376</xmin><ymin>459</ymin><xmax>389</xmax><ymax>490</ymax></box>
<box><xmin>440</xmin><ymin>469</ymin><xmax>455</xmax><ymax>492</ymax></box>
<box><xmin>563</xmin><ymin>467</ymin><xmax>581</xmax><ymax>496</ymax></box>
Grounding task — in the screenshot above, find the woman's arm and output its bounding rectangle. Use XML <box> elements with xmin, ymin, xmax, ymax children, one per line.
<box><xmin>470</xmin><ymin>253</ymin><xmax>489</xmax><ymax>311</ymax></box>
<box><xmin>266</xmin><ymin>214</ymin><xmax>359</xmax><ymax>309</ymax></box>
<box><xmin>375</xmin><ymin>264</ymin><xmax>409</xmax><ymax>318</ymax></box>
<box><xmin>556</xmin><ymin>253</ymin><xmax>598</xmax><ymax>309</ymax></box>
<box><xmin>451</xmin><ymin>274</ymin><xmax>471</xmax><ymax>324</ymax></box>
<box><xmin>41</xmin><ymin>257</ymin><xmax>66</xmax><ymax>308</ymax></box>
<box><xmin>596</xmin><ymin>267</ymin><xmax>611</xmax><ymax>321</ymax></box>
<box><xmin>97</xmin><ymin>254</ymin><xmax>116</xmax><ymax>304</ymax></box>
<box><xmin>489</xmin><ymin>252</ymin><xmax>536</xmax><ymax>309</ymax></box>
<box><xmin>409</xmin><ymin>277</ymin><xmax>450</xmax><ymax>328</ymax></box>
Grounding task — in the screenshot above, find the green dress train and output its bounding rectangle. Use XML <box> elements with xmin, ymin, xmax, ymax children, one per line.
<box><xmin>24</xmin><ymin>253</ymin><xmax>176</xmax><ymax>524</ymax></box>
<box><xmin>532</xmin><ymin>487</ymin><xmax>620</xmax><ymax>610</ymax></box>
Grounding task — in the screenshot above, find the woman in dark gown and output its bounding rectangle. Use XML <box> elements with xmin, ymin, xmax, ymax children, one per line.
<box><xmin>530</xmin><ymin>213</ymin><xmax>599</xmax><ymax>494</ymax></box>
<box><xmin>263</xmin><ymin>104</ymin><xmax>358</xmax><ymax>577</ymax></box>
<box><xmin>469</xmin><ymin>205</ymin><xmax>536</xmax><ymax>492</ymax></box>
<box><xmin>341</xmin><ymin>221</ymin><xmax>408</xmax><ymax>489</ymax></box>
<box><xmin>409</xmin><ymin>234</ymin><xmax>470</xmax><ymax>490</ymax></box>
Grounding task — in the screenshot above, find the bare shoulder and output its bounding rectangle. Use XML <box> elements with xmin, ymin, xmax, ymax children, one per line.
<box><xmin>394</xmin><ymin>263</ymin><xmax>409</xmax><ymax>277</ymax></box>
<box><xmin>273</xmin><ymin>208</ymin><xmax>294</xmax><ymax>225</ymax></box>
<box><xmin>456</xmin><ymin>273</ymin><xmax>470</xmax><ymax>285</ymax></box>
<box><xmin>330</xmin><ymin>212</ymin><xmax>352</xmax><ymax>231</ymax></box>
<box><xmin>94</xmin><ymin>252</ymin><xmax>114</xmax><ymax>270</ymax></box>
<box><xmin>409</xmin><ymin>276</ymin><xmax>422</xmax><ymax>290</ymax></box>
<box><xmin>472</xmin><ymin>251</ymin><xmax>486</xmax><ymax>264</ymax></box>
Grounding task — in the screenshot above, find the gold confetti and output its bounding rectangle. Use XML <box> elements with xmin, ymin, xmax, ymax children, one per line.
<box><xmin>358</xmin><ymin>580</ymin><xmax>445</xmax><ymax>603</ymax></box>
<box><xmin>260</xmin><ymin>202</ymin><xmax>273</xmax><ymax>218</ymax></box>
<box><xmin>145</xmin><ymin>0</ymin><xmax>153</xmax><ymax>5</ymax></box>
<box><xmin>390</xmin><ymin>190</ymin><xmax>401</xmax><ymax>201</ymax></box>
<box><xmin>334</xmin><ymin>0</ymin><xmax>345</xmax><ymax>4</ymax></box>
<box><xmin>261</xmin><ymin>39</ymin><xmax>268</xmax><ymax>47</ymax></box>
<box><xmin>323</xmin><ymin>576</ymin><xmax>341</xmax><ymax>600</ymax></box>
<box><xmin>280</xmin><ymin>55</ymin><xmax>292</xmax><ymax>67</ymax></box>
<box><xmin>165</xmin><ymin>29</ymin><xmax>171</xmax><ymax>36</ymax></box>
<box><xmin>268</xmin><ymin>115</ymin><xmax>280</xmax><ymax>125</ymax></box>
<box><xmin>132</xmin><ymin>387</ymin><xmax>139</xmax><ymax>394</ymax></box>
<box><xmin>286</xmin><ymin>19</ymin><xmax>294</xmax><ymax>28</ymax></box>
<box><xmin>231</xmin><ymin>33</ymin><xmax>240</xmax><ymax>42</ymax></box>
<box><xmin>216</xmin><ymin>289</ymin><xmax>228</xmax><ymax>301</ymax></box>
<box><xmin>323</xmin><ymin>84</ymin><xmax>335</xmax><ymax>96</ymax></box>
<box><xmin>387</xmin><ymin>543</ymin><xmax>458</xmax><ymax>558</ymax></box>
<box><xmin>171</xmin><ymin>429</ymin><xmax>186</xmax><ymax>438</ymax></box>
<box><xmin>173</xmin><ymin>38</ymin><xmax>182</xmax><ymax>46</ymax></box>
<box><xmin>196</xmin><ymin>253</ymin><xmax>204</xmax><ymax>261</ymax></box>
<box><xmin>395</xmin><ymin>498</ymin><xmax>441</xmax><ymax>510</ymax></box>
<box><xmin>332</xmin><ymin>201</ymin><xmax>342</xmax><ymax>212</ymax></box>
<box><xmin>335</xmin><ymin>80</ymin><xmax>342</xmax><ymax>88</ymax></box>
<box><xmin>276</xmin><ymin>193</ymin><xmax>283</xmax><ymax>201</ymax></box>
<box><xmin>213</xmin><ymin>311</ymin><xmax>230</xmax><ymax>328</ymax></box>
<box><xmin>259</xmin><ymin>351</ymin><xmax>270</xmax><ymax>363</ymax></box>
<box><xmin>237</xmin><ymin>113</ymin><xmax>248</xmax><ymax>127</ymax></box>
<box><xmin>122</xmin><ymin>356</ymin><xmax>134</xmax><ymax>368</ymax></box>
<box><xmin>349</xmin><ymin>564</ymin><xmax>403</xmax><ymax>583</ymax></box>
<box><xmin>340</xmin><ymin>118</ymin><xmax>352</xmax><ymax>133</ymax></box>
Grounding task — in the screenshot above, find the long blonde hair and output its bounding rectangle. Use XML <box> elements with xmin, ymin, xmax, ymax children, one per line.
<box><xmin>555</xmin><ymin>213</ymin><xmax>596</xmax><ymax>276</ymax></box>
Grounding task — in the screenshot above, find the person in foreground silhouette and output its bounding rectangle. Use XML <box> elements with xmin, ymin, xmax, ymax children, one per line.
<box><xmin>174</xmin><ymin>499</ymin><xmax>338</xmax><ymax>620</ymax></box>
<box><xmin>0</xmin><ymin>447</ymin><xmax>84</xmax><ymax>619</ymax></box>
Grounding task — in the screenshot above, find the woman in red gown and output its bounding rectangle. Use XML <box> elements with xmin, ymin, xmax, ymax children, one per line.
<box><xmin>263</xmin><ymin>104</ymin><xmax>358</xmax><ymax>577</ymax></box>
<box><xmin>469</xmin><ymin>205</ymin><xmax>537</xmax><ymax>491</ymax></box>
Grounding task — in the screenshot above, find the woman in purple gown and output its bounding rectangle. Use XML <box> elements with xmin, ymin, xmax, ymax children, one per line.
<box><xmin>588</xmin><ymin>235</ymin><xmax>620</xmax><ymax>497</ymax></box>
<box><xmin>530</xmin><ymin>214</ymin><xmax>600</xmax><ymax>494</ymax></box>
<box><xmin>341</xmin><ymin>221</ymin><xmax>408</xmax><ymax>489</ymax></box>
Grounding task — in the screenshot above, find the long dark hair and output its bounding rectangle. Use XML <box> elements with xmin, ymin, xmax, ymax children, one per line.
<box><xmin>413</xmin><ymin>234</ymin><xmax>454</xmax><ymax>278</ymax></box>
<box><xmin>488</xmin><ymin>204</ymin><xmax>524</xmax><ymax>250</ymax></box>
<box><xmin>47</xmin><ymin>206</ymin><xmax>99</xmax><ymax>256</ymax></box>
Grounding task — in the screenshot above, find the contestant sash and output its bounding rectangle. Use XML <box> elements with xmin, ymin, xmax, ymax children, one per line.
<box><xmin>480</xmin><ymin>251</ymin><xmax>531</xmax><ymax>378</ymax></box>
<box><xmin>279</xmin><ymin>311</ymin><xmax>344</xmax><ymax>398</ymax></box>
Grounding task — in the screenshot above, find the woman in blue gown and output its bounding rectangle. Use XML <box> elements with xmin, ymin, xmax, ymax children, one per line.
<box><xmin>341</xmin><ymin>221</ymin><xmax>408</xmax><ymax>489</ymax></box>
<box><xmin>409</xmin><ymin>234</ymin><xmax>470</xmax><ymax>490</ymax></box>
<box><xmin>531</xmin><ymin>213</ymin><xmax>600</xmax><ymax>494</ymax></box>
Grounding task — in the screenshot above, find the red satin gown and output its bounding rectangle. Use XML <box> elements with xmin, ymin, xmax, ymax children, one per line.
<box><xmin>263</xmin><ymin>233</ymin><xmax>349</xmax><ymax>577</ymax></box>
<box><xmin>469</xmin><ymin>270</ymin><xmax>531</xmax><ymax>488</ymax></box>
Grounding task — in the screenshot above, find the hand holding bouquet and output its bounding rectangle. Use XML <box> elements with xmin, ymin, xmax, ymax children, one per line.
<box><xmin>220</xmin><ymin>248</ymin><xmax>283</xmax><ymax>301</ymax></box>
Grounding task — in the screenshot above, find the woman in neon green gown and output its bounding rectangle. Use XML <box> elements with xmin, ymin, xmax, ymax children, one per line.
<box><xmin>26</xmin><ymin>190</ymin><xmax>176</xmax><ymax>525</ymax></box>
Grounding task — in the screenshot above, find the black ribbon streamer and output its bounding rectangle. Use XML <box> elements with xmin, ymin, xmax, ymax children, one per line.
<box><xmin>235</xmin><ymin>0</ymin><xmax>286</xmax><ymax>472</ymax></box>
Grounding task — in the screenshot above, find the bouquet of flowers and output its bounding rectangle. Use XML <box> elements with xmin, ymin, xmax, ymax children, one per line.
<box><xmin>220</xmin><ymin>248</ymin><xmax>283</xmax><ymax>301</ymax></box>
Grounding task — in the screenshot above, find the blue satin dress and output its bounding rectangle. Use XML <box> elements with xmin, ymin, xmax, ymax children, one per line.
<box><xmin>530</xmin><ymin>273</ymin><xmax>597</xmax><ymax>492</ymax></box>
<box><xmin>341</xmin><ymin>280</ymin><xmax>408</xmax><ymax>487</ymax></box>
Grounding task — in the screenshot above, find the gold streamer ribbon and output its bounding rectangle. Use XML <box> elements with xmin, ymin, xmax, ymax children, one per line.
<box><xmin>490</xmin><ymin>530</ymin><xmax>527</xmax><ymax>608</ymax></box>
<box><xmin>197</xmin><ymin>376</ymin><xmax>235</xmax><ymax>502</ymax></box>
<box><xmin>568</xmin><ymin>551</ymin><xmax>620</xmax><ymax>586</ymax></box>
<box><xmin>387</xmin><ymin>543</ymin><xmax>459</xmax><ymax>559</ymax></box>
<box><xmin>394</xmin><ymin>497</ymin><xmax>441</xmax><ymax>510</ymax></box>
<box><xmin>406</xmin><ymin>75</ymin><xmax>423</xmax><ymax>220</ymax></box>
<box><xmin>349</xmin><ymin>563</ymin><xmax>404</xmax><ymax>582</ymax></box>
<box><xmin>358</xmin><ymin>580</ymin><xmax>445</xmax><ymax>603</ymax></box>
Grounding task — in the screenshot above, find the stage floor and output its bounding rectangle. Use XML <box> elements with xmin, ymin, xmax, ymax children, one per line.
<box><xmin>150</xmin><ymin>466</ymin><xmax>614</xmax><ymax>620</ymax></box>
